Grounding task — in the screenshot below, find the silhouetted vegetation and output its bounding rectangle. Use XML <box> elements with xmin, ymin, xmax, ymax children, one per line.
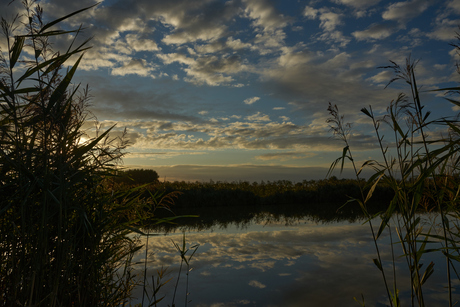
<box><xmin>328</xmin><ymin>54</ymin><xmax>460</xmax><ymax>307</ymax></box>
<box><xmin>114</xmin><ymin>168</ymin><xmax>160</xmax><ymax>185</ymax></box>
<box><xmin>0</xmin><ymin>3</ymin><xmax>169</xmax><ymax>306</ymax></box>
<box><xmin>128</xmin><ymin>177</ymin><xmax>394</xmax><ymax>213</ymax></box>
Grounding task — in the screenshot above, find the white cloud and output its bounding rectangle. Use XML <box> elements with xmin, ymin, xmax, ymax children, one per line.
<box><xmin>246</xmin><ymin>112</ymin><xmax>270</xmax><ymax>122</ymax></box>
<box><xmin>244</xmin><ymin>97</ymin><xmax>261</xmax><ymax>105</ymax></box>
<box><xmin>447</xmin><ymin>0</ymin><xmax>460</xmax><ymax>13</ymax></box>
<box><xmin>255</xmin><ymin>152</ymin><xmax>314</xmax><ymax>161</ymax></box>
<box><xmin>111</xmin><ymin>58</ymin><xmax>156</xmax><ymax>77</ymax></box>
<box><xmin>248</xmin><ymin>280</ymin><xmax>266</xmax><ymax>288</ymax></box>
<box><xmin>157</xmin><ymin>53</ymin><xmax>195</xmax><ymax>65</ymax></box>
<box><xmin>244</xmin><ymin>0</ymin><xmax>289</xmax><ymax>32</ymax></box>
<box><xmin>352</xmin><ymin>23</ymin><xmax>396</xmax><ymax>41</ymax></box>
<box><xmin>318</xmin><ymin>10</ymin><xmax>343</xmax><ymax>32</ymax></box>
<box><xmin>303</xmin><ymin>6</ymin><xmax>318</xmax><ymax>19</ymax></box>
<box><xmin>303</xmin><ymin>5</ymin><xmax>349</xmax><ymax>46</ymax></box>
<box><xmin>162</xmin><ymin>26</ymin><xmax>226</xmax><ymax>45</ymax></box>
<box><xmin>323</xmin><ymin>52</ymin><xmax>351</xmax><ymax>69</ymax></box>
<box><xmin>253</xmin><ymin>29</ymin><xmax>287</xmax><ymax>52</ymax></box>
<box><xmin>382</xmin><ymin>0</ymin><xmax>430</xmax><ymax>23</ymax></box>
<box><xmin>279</xmin><ymin>116</ymin><xmax>290</xmax><ymax>121</ymax></box>
<box><xmin>158</xmin><ymin>53</ymin><xmax>247</xmax><ymax>86</ymax></box>
<box><xmin>367</xmin><ymin>70</ymin><xmax>392</xmax><ymax>84</ymax></box>
<box><xmin>125</xmin><ymin>34</ymin><xmax>159</xmax><ymax>52</ymax></box>
<box><xmin>334</xmin><ymin>0</ymin><xmax>381</xmax><ymax>9</ymax></box>
<box><xmin>304</xmin><ymin>6</ymin><xmax>343</xmax><ymax>32</ymax></box>
<box><xmin>227</xmin><ymin>37</ymin><xmax>252</xmax><ymax>50</ymax></box>
<box><xmin>278</xmin><ymin>47</ymin><xmax>313</xmax><ymax>68</ymax></box>
<box><xmin>318</xmin><ymin>30</ymin><xmax>351</xmax><ymax>47</ymax></box>
<box><xmin>184</xmin><ymin>67</ymin><xmax>234</xmax><ymax>86</ymax></box>
<box><xmin>118</xmin><ymin>17</ymin><xmax>145</xmax><ymax>32</ymax></box>
<box><xmin>427</xmin><ymin>17</ymin><xmax>460</xmax><ymax>41</ymax></box>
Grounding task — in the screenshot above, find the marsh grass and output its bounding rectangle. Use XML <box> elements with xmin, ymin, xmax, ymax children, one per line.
<box><xmin>328</xmin><ymin>56</ymin><xmax>460</xmax><ymax>306</ymax></box>
<box><xmin>171</xmin><ymin>234</ymin><xmax>199</xmax><ymax>307</ymax></box>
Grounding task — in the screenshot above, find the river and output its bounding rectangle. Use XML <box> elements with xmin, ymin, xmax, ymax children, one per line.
<box><xmin>128</xmin><ymin>211</ymin><xmax>459</xmax><ymax>307</ymax></box>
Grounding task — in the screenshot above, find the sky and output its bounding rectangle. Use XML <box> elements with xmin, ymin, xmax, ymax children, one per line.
<box><xmin>2</xmin><ymin>0</ymin><xmax>460</xmax><ymax>182</ymax></box>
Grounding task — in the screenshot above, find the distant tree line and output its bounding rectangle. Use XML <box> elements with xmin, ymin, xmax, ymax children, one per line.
<box><xmin>122</xmin><ymin>177</ymin><xmax>396</xmax><ymax>215</ymax></box>
<box><xmin>114</xmin><ymin>169</ymin><xmax>160</xmax><ymax>185</ymax></box>
<box><xmin>113</xmin><ymin>172</ymin><xmax>455</xmax><ymax>215</ymax></box>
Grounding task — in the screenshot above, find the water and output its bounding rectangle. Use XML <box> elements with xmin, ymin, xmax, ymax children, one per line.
<box><xmin>128</xmin><ymin>213</ymin><xmax>460</xmax><ymax>307</ymax></box>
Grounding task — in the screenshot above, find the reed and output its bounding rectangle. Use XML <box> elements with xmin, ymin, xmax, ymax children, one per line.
<box><xmin>0</xmin><ymin>2</ymin><xmax>161</xmax><ymax>305</ymax></box>
<box><xmin>328</xmin><ymin>55</ymin><xmax>460</xmax><ymax>306</ymax></box>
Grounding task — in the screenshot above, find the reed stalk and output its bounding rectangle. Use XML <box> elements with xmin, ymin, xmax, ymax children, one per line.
<box><xmin>328</xmin><ymin>55</ymin><xmax>460</xmax><ymax>306</ymax></box>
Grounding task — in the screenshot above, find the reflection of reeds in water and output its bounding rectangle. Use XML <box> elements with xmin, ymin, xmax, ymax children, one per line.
<box><xmin>328</xmin><ymin>54</ymin><xmax>460</xmax><ymax>306</ymax></box>
<box><xmin>146</xmin><ymin>203</ymin><xmax>379</xmax><ymax>234</ymax></box>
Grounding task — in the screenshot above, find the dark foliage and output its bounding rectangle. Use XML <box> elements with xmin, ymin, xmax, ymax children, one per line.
<box><xmin>114</xmin><ymin>168</ymin><xmax>160</xmax><ymax>185</ymax></box>
<box><xmin>136</xmin><ymin>178</ymin><xmax>394</xmax><ymax>211</ymax></box>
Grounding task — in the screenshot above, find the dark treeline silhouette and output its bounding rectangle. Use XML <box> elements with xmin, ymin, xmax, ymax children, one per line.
<box><xmin>128</xmin><ymin>176</ymin><xmax>395</xmax><ymax>211</ymax></box>
<box><xmin>114</xmin><ymin>168</ymin><xmax>160</xmax><ymax>185</ymax></box>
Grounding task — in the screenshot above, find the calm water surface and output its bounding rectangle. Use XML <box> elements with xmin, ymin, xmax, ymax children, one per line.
<box><xmin>129</xmin><ymin>213</ymin><xmax>459</xmax><ymax>307</ymax></box>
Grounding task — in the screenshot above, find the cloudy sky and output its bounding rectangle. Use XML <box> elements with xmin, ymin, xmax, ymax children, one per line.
<box><xmin>3</xmin><ymin>0</ymin><xmax>460</xmax><ymax>182</ymax></box>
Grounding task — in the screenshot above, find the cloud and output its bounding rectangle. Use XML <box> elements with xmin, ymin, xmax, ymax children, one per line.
<box><xmin>255</xmin><ymin>152</ymin><xmax>315</xmax><ymax>161</ymax></box>
<box><xmin>279</xmin><ymin>116</ymin><xmax>290</xmax><ymax>121</ymax></box>
<box><xmin>244</xmin><ymin>0</ymin><xmax>290</xmax><ymax>32</ymax></box>
<box><xmin>125</xmin><ymin>34</ymin><xmax>159</xmax><ymax>52</ymax></box>
<box><xmin>158</xmin><ymin>53</ymin><xmax>248</xmax><ymax>86</ymax></box>
<box><xmin>352</xmin><ymin>22</ymin><xmax>398</xmax><ymax>41</ymax></box>
<box><xmin>278</xmin><ymin>47</ymin><xmax>313</xmax><ymax>68</ymax></box>
<box><xmin>427</xmin><ymin>26</ymin><xmax>460</xmax><ymax>41</ymax></box>
<box><xmin>303</xmin><ymin>5</ymin><xmax>349</xmax><ymax>46</ymax></box>
<box><xmin>382</xmin><ymin>0</ymin><xmax>430</xmax><ymax>24</ymax></box>
<box><xmin>163</xmin><ymin>26</ymin><xmax>226</xmax><ymax>45</ymax></box>
<box><xmin>304</xmin><ymin>6</ymin><xmax>343</xmax><ymax>32</ymax></box>
<box><xmin>248</xmin><ymin>280</ymin><xmax>266</xmax><ymax>289</ymax></box>
<box><xmin>448</xmin><ymin>0</ymin><xmax>460</xmax><ymax>13</ymax></box>
<box><xmin>260</xmin><ymin>48</ymin><xmax>397</xmax><ymax>119</ymax></box>
<box><xmin>318</xmin><ymin>30</ymin><xmax>351</xmax><ymax>47</ymax></box>
<box><xmin>367</xmin><ymin>70</ymin><xmax>393</xmax><ymax>85</ymax></box>
<box><xmin>244</xmin><ymin>97</ymin><xmax>261</xmax><ymax>105</ymax></box>
<box><xmin>334</xmin><ymin>0</ymin><xmax>381</xmax><ymax>9</ymax></box>
<box><xmin>303</xmin><ymin>6</ymin><xmax>318</xmax><ymax>19</ymax></box>
<box><xmin>111</xmin><ymin>58</ymin><xmax>156</xmax><ymax>77</ymax></box>
<box><xmin>426</xmin><ymin>15</ymin><xmax>460</xmax><ymax>41</ymax></box>
<box><xmin>245</xmin><ymin>112</ymin><xmax>270</xmax><ymax>122</ymax></box>
<box><xmin>122</xmin><ymin>114</ymin><xmax>376</xmax><ymax>152</ymax></box>
<box><xmin>155</xmin><ymin>0</ymin><xmax>240</xmax><ymax>46</ymax></box>
<box><xmin>194</xmin><ymin>37</ymin><xmax>252</xmax><ymax>54</ymax></box>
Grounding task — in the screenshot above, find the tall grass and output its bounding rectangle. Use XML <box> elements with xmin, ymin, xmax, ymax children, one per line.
<box><xmin>328</xmin><ymin>55</ymin><xmax>460</xmax><ymax>306</ymax></box>
<box><xmin>0</xmin><ymin>2</ymin><xmax>160</xmax><ymax>305</ymax></box>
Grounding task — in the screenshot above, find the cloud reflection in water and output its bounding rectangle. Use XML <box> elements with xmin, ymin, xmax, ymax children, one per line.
<box><xmin>129</xmin><ymin>217</ymin><xmax>458</xmax><ymax>307</ymax></box>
